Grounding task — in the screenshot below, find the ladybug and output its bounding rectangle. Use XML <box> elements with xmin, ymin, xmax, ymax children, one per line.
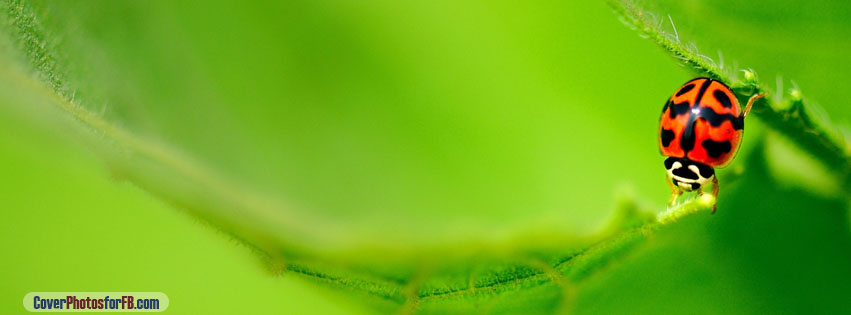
<box><xmin>659</xmin><ymin>77</ymin><xmax>764</xmax><ymax>212</ymax></box>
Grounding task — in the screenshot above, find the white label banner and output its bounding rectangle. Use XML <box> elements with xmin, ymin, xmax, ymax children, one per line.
<box><xmin>24</xmin><ymin>292</ymin><xmax>169</xmax><ymax>312</ymax></box>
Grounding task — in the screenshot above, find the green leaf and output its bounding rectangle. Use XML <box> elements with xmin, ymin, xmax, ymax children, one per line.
<box><xmin>2</xmin><ymin>0</ymin><xmax>850</xmax><ymax>313</ymax></box>
<box><xmin>0</xmin><ymin>1</ymin><xmax>698</xmax><ymax>312</ymax></box>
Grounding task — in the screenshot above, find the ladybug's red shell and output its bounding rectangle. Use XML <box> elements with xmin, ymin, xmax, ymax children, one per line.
<box><xmin>659</xmin><ymin>78</ymin><xmax>744</xmax><ymax>168</ymax></box>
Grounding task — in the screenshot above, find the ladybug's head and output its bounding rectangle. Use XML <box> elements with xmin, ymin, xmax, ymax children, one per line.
<box><xmin>664</xmin><ymin>157</ymin><xmax>715</xmax><ymax>191</ymax></box>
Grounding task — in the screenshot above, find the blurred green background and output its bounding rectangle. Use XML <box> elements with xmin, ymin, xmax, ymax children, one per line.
<box><xmin>0</xmin><ymin>0</ymin><xmax>848</xmax><ymax>313</ymax></box>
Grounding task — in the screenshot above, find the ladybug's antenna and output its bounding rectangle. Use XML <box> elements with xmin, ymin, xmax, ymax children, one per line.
<box><xmin>743</xmin><ymin>93</ymin><xmax>767</xmax><ymax>118</ymax></box>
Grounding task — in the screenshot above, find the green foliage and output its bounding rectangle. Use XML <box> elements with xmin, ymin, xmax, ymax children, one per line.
<box><xmin>1</xmin><ymin>0</ymin><xmax>849</xmax><ymax>314</ymax></box>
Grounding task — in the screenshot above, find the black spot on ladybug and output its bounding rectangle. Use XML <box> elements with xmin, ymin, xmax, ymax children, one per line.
<box><xmin>668</xmin><ymin>100</ymin><xmax>691</xmax><ymax>119</ymax></box>
<box><xmin>676</xmin><ymin>84</ymin><xmax>695</xmax><ymax>97</ymax></box>
<box><xmin>661</xmin><ymin>129</ymin><xmax>675</xmax><ymax>147</ymax></box>
<box><xmin>664</xmin><ymin>157</ymin><xmax>676</xmax><ymax>170</ymax></box>
<box><xmin>672</xmin><ymin>178</ymin><xmax>679</xmax><ymax>187</ymax></box>
<box><xmin>713</xmin><ymin>90</ymin><xmax>733</xmax><ymax>108</ymax></box>
<box><xmin>690</xmin><ymin>183</ymin><xmax>701</xmax><ymax>190</ymax></box>
<box><xmin>732</xmin><ymin>116</ymin><xmax>744</xmax><ymax>130</ymax></box>
<box><xmin>672</xmin><ymin>165</ymin><xmax>699</xmax><ymax>180</ymax></box>
<box><xmin>702</xmin><ymin>139</ymin><xmax>732</xmax><ymax>158</ymax></box>
<box><xmin>698</xmin><ymin>107</ymin><xmax>744</xmax><ymax>130</ymax></box>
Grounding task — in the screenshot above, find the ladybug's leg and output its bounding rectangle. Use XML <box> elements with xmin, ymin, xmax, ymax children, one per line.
<box><xmin>667</xmin><ymin>177</ymin><xmax>682</xmax><ymax>205</ymax></box>
<box><xmin>711</xmin><ymin>176</ymin><xmax>720</xmax><ymax>214</ymax></box>
<box><xmin>743</xmin><ymin>93</ymin><xmax>767</xmax><ymax>118</ymax></box>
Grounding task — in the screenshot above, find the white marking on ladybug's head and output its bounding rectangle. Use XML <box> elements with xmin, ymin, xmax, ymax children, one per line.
<box><xmin>664</xmin><ymin>157</ymin><xmax>715</xmax><ymax>191</ymax></box>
